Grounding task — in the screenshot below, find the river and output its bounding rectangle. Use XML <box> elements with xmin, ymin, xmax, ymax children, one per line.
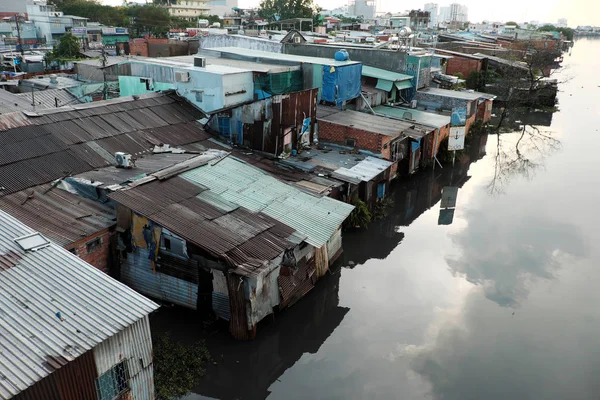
<box><xmin>152</xmin><ymin>37</ymin><xmax>600</xmax><ymax>400</ymax></box>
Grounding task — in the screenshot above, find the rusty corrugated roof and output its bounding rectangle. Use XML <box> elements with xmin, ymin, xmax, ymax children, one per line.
<box><xmin>0</xmin><ymin>94</ymin><xmax>210</xmax><ymax>197</ymax></box>
<box><xmin>108</xmin><ymin>177</ymin><xmax>296</xmax><ymax>274</ymax></box>
<box><xmin>0</xmin><ymin>184</ymin><xmax>115</xmax><ymax>247</ymax></box>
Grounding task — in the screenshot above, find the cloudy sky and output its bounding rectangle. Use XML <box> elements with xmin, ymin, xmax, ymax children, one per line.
<box><xmin>102</xmin><ymin>0</ymin><xmax>598</xmax><ymax>27</ymax></box>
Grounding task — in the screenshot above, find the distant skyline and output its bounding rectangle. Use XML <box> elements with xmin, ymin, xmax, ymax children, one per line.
<box><xmin>101</xmin><ymin>0</ymin><xmax>598</xmax><ymax>27</ymax></box>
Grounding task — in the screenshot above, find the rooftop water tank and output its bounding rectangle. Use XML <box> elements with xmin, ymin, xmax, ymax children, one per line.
<box><xmin>334</xmin><ymin>49</ymin><xmax>349</xmax><ymax>61</ymax></box>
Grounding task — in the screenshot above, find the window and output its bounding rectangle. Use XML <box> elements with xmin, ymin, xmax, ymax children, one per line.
<box><xmin>86</xmin><ymin>237</ymin><xmax>102</xmax><ymax>253</ymax></box>
<box><xmin>95</xmin><ymin>361</ymin><xmax>129</xmax><ymax>400</ymax></box>
<box><xmin>345</xmin><ymin>138</ymin><xmax>356</xmax><ymax>147</ymax></box>
<box><xmin>164</xmin><ymin>237</ymin><xmax>171</xmax><ymax>250</ymax></box>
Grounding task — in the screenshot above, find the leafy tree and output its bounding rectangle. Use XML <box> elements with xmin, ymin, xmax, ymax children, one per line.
<box><xmin>59</xmin><ymin>0</ymin><xmax>129</xmax><ymax>27</ymax></box>
<box><xmin>505</xmin><ymin>21</ymin><xmax>519</xmax><ymax>28</ymax></box>
<box><xmin>258</xmin><ymin>0</ymin><xmax>319</xmax><ymax>22</ymax></box>
<box><xmin>153</xmin><ymin>333</ymin><xmax>211</xmax><ymax>400</ymax></box>
<box><xmin>126</xmin><ymin>5</ymin><xmax>171</xmax><ymax>37</ymax></box>
<box><xmin>344</xmin><ymin>195</ymin><xmax>372</xmax><ymax>229</ymax></box>
<box><xmin>537</xmin><ymin>24</ymin><xmax>574</xmax><ymax>41</ymax></box>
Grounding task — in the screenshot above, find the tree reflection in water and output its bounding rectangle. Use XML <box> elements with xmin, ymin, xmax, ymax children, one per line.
<box><xmin>487</xmin><ymin>123</ymin><xmax>561</xmax><ymax>195</ymax></box>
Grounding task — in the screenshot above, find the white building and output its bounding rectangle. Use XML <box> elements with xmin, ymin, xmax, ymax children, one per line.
<box><xmin>449</xmin><ymin>3</ymin><xmax>468</xmax><ymax>23</ymax></box>
<box><xmin>166</xmin><ymin>0</ymin><xmax>238</xmax><ymax>20</ymax></box>
<box><xmin>424</xmin><ymin>3</ymin><xmax>438</xmax><ymax>28</ymax></box>
<box><xmin>349</xmin><ymin>0</ymin><xmax>376</xmax><ymax>20</ymax></box>
<box><xmin>439</xmin><ymin>6</ymin><xmax>450</xmax><ymax>23</ymax></box>
<box><xmin>25</xmin><ymin>0</ymin><xmax>88</xmax><ymax>45</ymax></box>
<box><xmin>557</xmin><ymin>18</ymin><xmax>568</xmax><ymax>28</ymax></box>
<box><xmin>0</xmin><ymin>210</ymin><xmax>159</xmax><ymax>400</ymax></box>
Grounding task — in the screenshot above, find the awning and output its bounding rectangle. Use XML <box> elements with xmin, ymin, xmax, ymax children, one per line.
<box><xmin>375</xmin><ymin>79</ymin><xmax>394</xmax><ymax>92</ymax></box>
<box><xmin>395</xmin><ymin>80</ymin><xmax>413</xmax><ymax>90</ymax></box>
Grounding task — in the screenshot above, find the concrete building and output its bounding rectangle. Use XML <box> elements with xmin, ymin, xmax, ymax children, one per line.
<box><xmin>349</xmin><ymin>0</ymin><xmax>376</xmax><ymax>20</ymax></box>
<box><xmin>166</xmin><ymin>0</ymin><xmax>210</xmax><ymax>21</ymax></box>
<box><xmin>557</xmin><ymin>18</ymin><xmax>568</xmax><ymax>28</ymax></box>
<box><xmin>438</xmin><ymin>6</ymin><xmax>450</xmax><ymax>23</ymax></box>
<box><xmin>424</xmin><ymin>3</ymin><xmax>438</xmax><ymax>28</ymax></box>
<box><xmin>449</xmin><ymin>3</ymin><xmax>468</xmax><ymax>23</ymax></box>
<box><xmin>25</xmin><ymin>0</ymin><xmax>88</xmax><ymax>45</ymax></box>
<box><xmin>0</xmin><ymin>210</ymin><xmax>158</xmax><ymax>400</ymax></box>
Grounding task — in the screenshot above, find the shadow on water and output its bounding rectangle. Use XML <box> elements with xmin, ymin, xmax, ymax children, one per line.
<box><xmin>151</xmin><ymin>270</ymin><xmax>348</xmax><ymax>400</ymax></box>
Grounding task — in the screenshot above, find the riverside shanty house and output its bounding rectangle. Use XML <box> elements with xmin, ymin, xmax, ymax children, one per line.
<box><xmin>0</xmin><ymin>91</ymin><xmax>354</xmax><ymax>339</ymax></box>
<box><xmin>416</xmin><ymin>87</ymin><xmax>495</xmax><ymax>135</ymax></box>
<box><xmin>0</xmin><ymin>211</ymin><xmax>158</xmax><ymax>400</ymax></box>
<box><xmin>109</xmin><ymin>153</ymin><xmax>353</xmax><ymax>340</ymax></box>
<box><xmin>316</xmin><ymin>106</ymin><xmax>437</xmax><ymax>176</ymax></box>
<box><xmin>0</xmin><ymin>93</ymin><xmax>211</xmax><ymax>275</ymax></box>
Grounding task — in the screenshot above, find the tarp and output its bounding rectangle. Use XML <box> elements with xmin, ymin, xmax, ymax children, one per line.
<box><xmin>376</xmin><ymin>79</ymin><xmax>394</xmax><ymax>92</ymax></box>
<box><xmin>322</xmin><ymin>64</ymin><xmax>362</xmax><ymax>108</ymax></box>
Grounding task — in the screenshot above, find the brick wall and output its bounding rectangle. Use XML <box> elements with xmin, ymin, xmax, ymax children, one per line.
<box><xmin>464</xmin><ymin>113</ymin><xmax>477</xmax><ymax>136</ymax></box>
<box><xmin>446</xmin><ymin>57</ymin><xmax>482</xmax><ymax>78</ymax></box>
<box><xmin>476</xmin><ymin>99</ymin><xmax>493</xmax><ymax>123</ymax></box>
<box><xmin>66</xmin><ymin>228</ymin><xmax>114</xmax><ymax>274</ymax></box>
<box><xmin>318</xmin><ymin>121</ymin><xmax>384</xmax><ymax>154</ymax></box>
<box><xmin>129</xmin><ymin>39</ymin><xmax>148</xmax><ymax>57</ymax></box>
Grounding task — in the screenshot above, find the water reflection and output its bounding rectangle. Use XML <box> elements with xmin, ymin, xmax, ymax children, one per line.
<box><xmin>340</xmin><ymin>134</ymin><xmax>488</xmax><ymax>266</ymax></box>
<box><xmin>152</xmin><ymin>271</ymin><xmax>348</xmax><ymax>400</ymax></box>
<box><xmin>487</xmin><ymin>125</ymin><xmax>561</xmax><ymax>195</ymax></box>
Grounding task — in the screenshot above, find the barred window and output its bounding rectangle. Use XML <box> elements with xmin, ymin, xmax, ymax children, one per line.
<box><xmin>95</xmin><ymin>361</ymin><xmax>129</xmax><ymax>400</ymax></box>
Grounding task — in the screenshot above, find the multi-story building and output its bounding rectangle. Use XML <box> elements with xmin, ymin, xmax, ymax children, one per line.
<box><xmin>557</xmin><ymin>18</ymin><xmax>568</xmax><ymax>28</ymax></box>
<box><xmin>439</xmin><ymin>6</ymin><xmax>450</xmax><ymax>24</ymax></box>
<box><xmin>349</xmin><ymin>0</ymin><xmax>376</xmax><ymax>20</ymax></box>
<box><xmin>26</xmin><ymin>0</ymin><xmax>87</xmax><ymax>45</ymax></box>
<box><xmin>166</xmin><ymin>0</ymin><xmax>210</xmax><ymax>21</ymax></box>
<box><xmin>424</xmin><ymin>3</ymin><xmax>438</xmax><ymax>28</ymax></box>
<box><xmin>449</xmin><ymin>3</ymin><xmax>468</xmax><ymax>23</ymax></box>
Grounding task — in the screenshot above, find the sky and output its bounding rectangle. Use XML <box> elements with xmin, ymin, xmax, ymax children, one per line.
<box><xmin>102</xmin><ymin>0</ymin><xmax>599</xmax><ymax>27</ymax></box>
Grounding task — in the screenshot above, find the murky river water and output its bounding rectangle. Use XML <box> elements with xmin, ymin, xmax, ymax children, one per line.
<box><xmin>153</xmin><ymin>38</ymin><xmax>600</xmax><ymax>400</ymax></box>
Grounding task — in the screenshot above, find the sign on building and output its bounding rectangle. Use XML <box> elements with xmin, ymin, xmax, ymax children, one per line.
<box><xmin>448</xmin><ymin>126</ymin><xmax>465</xmax><ymax>151</ymax></box>
<box><xmin>71</xmin><ymin>27</ymin><xmax>87</xmax><ymax>35</ymax></box>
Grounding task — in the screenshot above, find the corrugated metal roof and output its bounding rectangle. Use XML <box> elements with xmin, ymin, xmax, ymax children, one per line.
<box><xmin>0</xmin><ymin>94</ymin><xmax>211</xmax><ymax>197</ymax></box>
<box><xmin>373</xmin><ymin>105</ymin><xmax>451</xmax><ymax>129</ymax></box>
<box><xmin>0</xmin><ymin>184</ymin><xmax>115</xmax><ymax>247</ymax></box>
<box><xmin>418</xmin><ymin>87</ymin><xmax>482</xmax><ymax>101</ymax></box>
<box><xmin>331</xmin><ymin>156</ymin><xmax>394</xmax><ymax>184</ymax></box>
<box><xmin>108</xmin><ymin>176</ymin><xmax>296</xmax><ymax>272</ymax></box>
<box><xmin>318</xmin><ymin>107</ymin><xmax>405</xmax><ymax>137</ymax></box>
<box><xmin>0</xmin><ymin>211</ymin><xmax>158</xmax><ymax>399</ymax></box>
<box><xmin>181</xmin><ymin>157</ymin><xmax>354</xmax><ymax>248</ymax></box>
<box><xmin>15</xmin><ymin>89</ymin><xmax>79</xmax><ymax>110</ymax></box>
<box><xmin>0</xmin><ymin>89</ymin><xmax>34</xmax><ymax>114</ymax></box>
<box><xmin>362</xmin><ymin>66</ymin><xmax>413</xmax><ymax>82</ymax></box>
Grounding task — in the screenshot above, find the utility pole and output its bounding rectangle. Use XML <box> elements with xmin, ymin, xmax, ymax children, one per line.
<box><xmin>101</xmin><ymin>46</ymin><xmax>108</xmax><ymax>100</ymax></box>
<box><xmin>14</xmin><ymin>14</ymin><xmax>24</xmax><ymax>57</ymax></box>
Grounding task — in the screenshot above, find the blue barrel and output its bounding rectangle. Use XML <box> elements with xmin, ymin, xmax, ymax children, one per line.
<box><xmin>291</xmin><ymin>149</ymin><xmax>298</xmax><ymax>156</ymax></box>
<box><xmin>334</xmin><ymin>49</ymin><xmax>349</xmax><ymax>61</ymax></box>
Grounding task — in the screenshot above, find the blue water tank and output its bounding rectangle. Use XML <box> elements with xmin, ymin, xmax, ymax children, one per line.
<box><xmin>334</xmin><ymin>49</ymin><xmax>349</xmax><ymax>61</ymax></box>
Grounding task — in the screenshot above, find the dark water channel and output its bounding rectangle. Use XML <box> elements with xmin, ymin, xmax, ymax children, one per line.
<box><xmin>152</xmin><ymin>38</ymin><xmax>600</xmax><ymax>400</ymax></box>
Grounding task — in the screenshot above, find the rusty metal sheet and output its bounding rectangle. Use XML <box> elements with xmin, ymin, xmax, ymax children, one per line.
<box><xmin>0</xmin><ymin>111</ymin><xmax>32</xmax><ymax>131</ymax></box>
<box><xmin>0</xmin><ymin>183</ymin><xmax>115</xmax><ymax>247</ymax></box>
<box><xmin>0</xmin><ymin>150</ymin><xmax>99</xmax><ymax>196</ymax></box>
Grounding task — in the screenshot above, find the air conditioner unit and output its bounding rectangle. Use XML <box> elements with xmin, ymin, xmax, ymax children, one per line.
<box><xmin>410</xmin><ymin>100</ymin><xmax>417</xmax><ymax>108</ymax></box>
<box><xmin>294</xmin><ymin>36</ymin><xmax>302</xmax><ymax>43</ymax></box>
<box><xmin>194</xmin><ymin>56</ymin><xmax>206</xmax><ymax>68</ymax></box>
<box><xmin>115</xmin><ymin>152</ymin><xmax>133</xmax><ymax>169</ymax></box>
<box><xmin>175</xmin><ymin>71</ymin><xmax>190</xmax><ymax>82</ymax></box>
